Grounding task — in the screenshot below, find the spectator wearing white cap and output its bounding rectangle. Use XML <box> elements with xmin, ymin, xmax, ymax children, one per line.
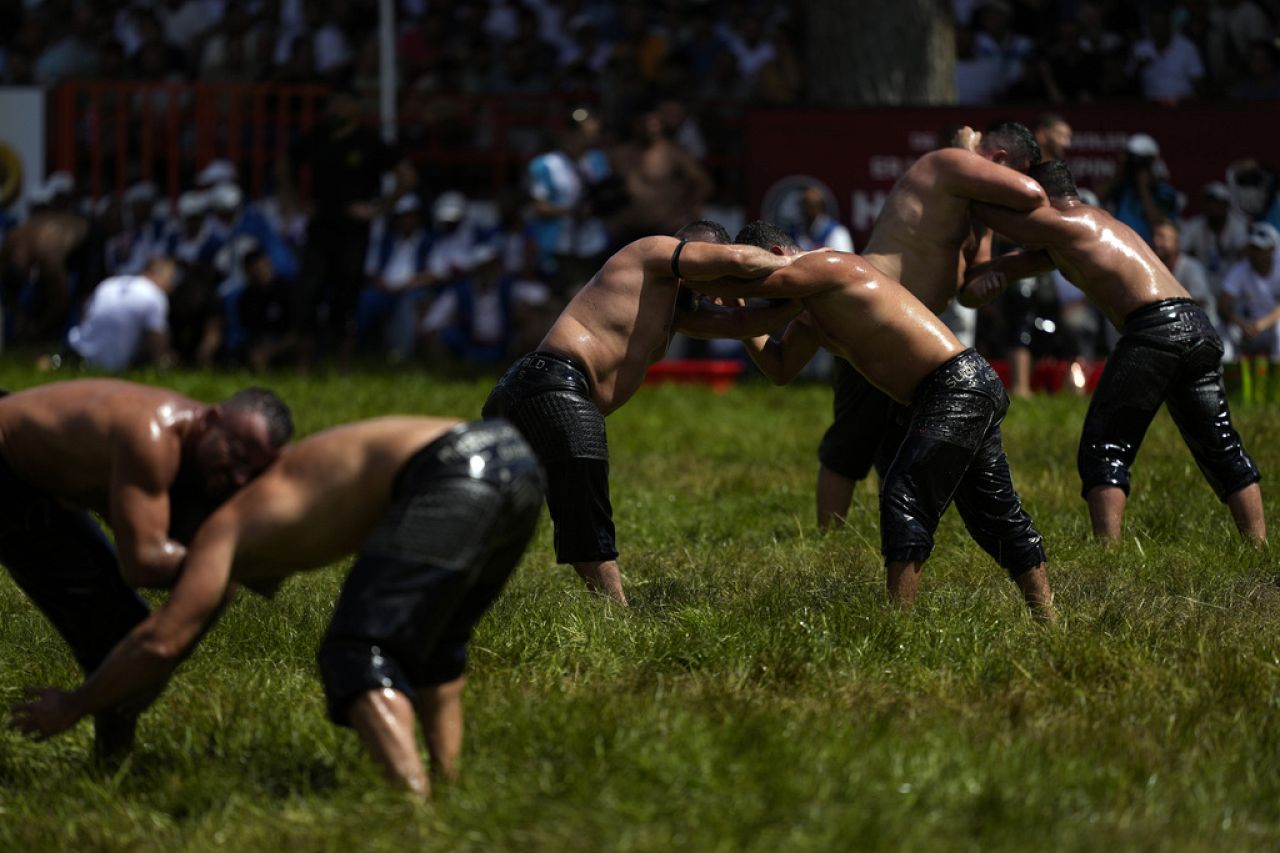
<box><xmin>207</xmin><ymin>182</ymin><xmax>298</xmax><ymax>294</ymax></box>
<box><xmin>421</xmin><ymin>236</ymin><xmax>550</xmax><ymax>366</ymax></box>
<box><xmin>1104</xmin><ymin>133</ymin><xmax>1179</xmax><ymax>245</ymax></box>
<box><xmin>1128</xmin><ymin>9</ymin><xmax>1205</xmax><ymax>103</ymax></box>
<box><xmin>167</xmin><ymin>190</ymin><xmax>218</xmax><ymax>267</ymax></box>
<box><xmin>67</xmin><ymin>256</ymin><xmax>177</xmax><ymax>371</ymax></box>
<box><xmin>1181</xmin><ymin>181</ymin><xmax>1251</xmax><ymax>291</ymax></box>
<box><xmin>1219</xmin><ymin>223</ymin><xmax>1280</xmax><ymax>356</ymax></box>
<box><xmin>357</xmin><ymin>194</ymin><xmax>434</xmax><ymax>360</ymax></box>
<box><xmin>116</xmin><ymin>182</ymin><xmax>172</xmax><ymax>275</ymax></box>
<box><xmin>195</xmin><ymin>159</ymin><xmax>238</xmax><ymax>188</ymax></box>
<box><xmin>425</xmin><ymin>190</ymin><xmax>475</xmax><ymax>286</ymax></box>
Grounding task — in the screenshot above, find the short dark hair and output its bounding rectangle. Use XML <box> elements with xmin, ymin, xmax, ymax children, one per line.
<box><xmin>734</xmin><ymin>220</ymin><xmax>799</xmax><ymax>252</ymax></box>
<box><xmin>675</xmin><ymin>219</ymin><xmax>730</xmax><ymax>244</ymax></box>
<box><xmin>221</xmin><ymin>387</ymin><xmax>294</xmax><ymax>447</ymax></box>
<box><xmin>1029</xmin><ymin>160</ymin><xmax>1079</xmax><ymax>200</ymax></box>
<box><xmin>983</xmin><ymin>121</ymin><xmax>1041</xmax><ymax>170</ymax></box>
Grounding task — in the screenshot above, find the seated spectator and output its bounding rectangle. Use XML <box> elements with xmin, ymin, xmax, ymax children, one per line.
<box><xmin>358</xmin><ymin>194</ymin><xmax>434</xmax><ymax>361</ymax></box>
<box><xmin>67</xmin><ymin>256</ymin><xmax>176</xmax><ymax>371</ymax></box>
<box><xmin>167</xmin><ymin>190</ymin><xmax>220</xmax><ymax>269</ymax></box>
<box><xmin>956</xmin><ymin>24</ymin><xmax>1007</xmax><ymax>104</ymax></box>
<box><xmin>237</xmin><ymin>247</ymin><xmax>295</xmax><ymax>371</ymax></box>
<box><xmin>425</xmin><ymin>191</ymin><xmax>475</xmax><ymax>289</ymax></box>
<box><xmin>1219</xmin><ymin>223</ymin><xmax>1280</xmax><ymax>357</ymax></box>
<box><xmin>207</xmin><ymin>182</ymin><xmax>299</xmax><ymax>292</ymax></box>
<box><xmin>972</xmin><ymin>0</ymin><xmax>1036</xmax><ymax>96</ymax></box>
<box><xmin>116</xmin><ymin>182</ymin><xmax>172</xmax><ymax>275</ymax></box>
<box><xmin>1128</xmin><ymin>9</ymin><xmax>1205</xmax><ymax>103</ymax></box>
<box><xmin>421</xmin><ymin>240</ymin><xmax>551</xmax><ymax>366</ymax></box>
<box><xmin>1181</xmin><ymin>182</ymin><xmax>1251</xmax><ymax>291</ymax></box>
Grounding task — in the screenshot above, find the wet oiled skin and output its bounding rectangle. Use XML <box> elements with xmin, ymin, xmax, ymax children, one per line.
<box><xmin>786</xmin><ymin>251</ymin><xmax>964</xmax><ymax>404</ymax></box>
<box><xmin>0</xmin><ymin>380</ymin><xmax>201</xmax><ymax>513</ymax></box>
<box><xmin>540</xmin><ymin>237</ymin><xmax>686</xmax><ymax>415</ymax></box>
<box><xmin>988</xmin><ymin>201</ymin><xmax>1190</xmax><ymax>329</ymax></box>
<box><xmin>862</xmin><ymin>150</ymin><xmax>997</xmax><ymax>313</ymax></box>
<box><xmin>201</xmin><ymin>417</ymin><xmax>460</xmax><ymax>586</ymax></box>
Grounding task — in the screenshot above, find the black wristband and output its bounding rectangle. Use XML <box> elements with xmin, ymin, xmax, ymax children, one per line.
<box><xmin>671</xmin><ymin>240</ymin><xmax>688</xmax><ymax>279</ymax></box>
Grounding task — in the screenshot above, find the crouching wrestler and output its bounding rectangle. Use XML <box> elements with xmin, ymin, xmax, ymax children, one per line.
<box><xmin>483</xmin><ymin>220</ymin><xmax>800</xmax><ymax>605</ymax></box>
<box><xmin>10</xmin><ymin>417</ymin><xmax>544</xmax><ymax>797</ymax></box>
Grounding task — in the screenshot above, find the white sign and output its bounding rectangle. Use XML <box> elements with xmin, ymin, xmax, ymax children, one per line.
<box><xmin>0</xmin><ymin>87</ymin><xmax>45</xmax><ymax>215</ymax></box>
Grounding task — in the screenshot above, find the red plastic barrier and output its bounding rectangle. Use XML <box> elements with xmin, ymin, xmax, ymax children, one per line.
<box><xmin>644</xmin><ymin>359</ymin><xmax>745</xmax><ymax>393</ymax></box>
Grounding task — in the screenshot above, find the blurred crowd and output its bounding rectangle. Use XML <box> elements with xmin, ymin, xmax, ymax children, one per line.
<box><xmin>956</xmin><ymin>0</ymin><xmax>1280</xmax><ymax>105</ymax></box>
<box><xmin>0</xmin><ymin>86</ymin><xmax>725</xmax><ymax>373</ymax></box>
<box><xmin>0</xmin><ymin>0</ymin><xmax>803</xmax><ymax>107</ymax></box>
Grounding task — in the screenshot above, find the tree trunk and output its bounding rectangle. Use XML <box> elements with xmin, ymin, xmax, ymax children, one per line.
<box><xmin>803</xmin><ymin>0</ymin><xmax>955</xmax><ymax>106</ymax></box>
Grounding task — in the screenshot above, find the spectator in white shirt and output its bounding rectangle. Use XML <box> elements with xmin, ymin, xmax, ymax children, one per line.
<box><xmin>358</xmin><ymin>194</ymin><xmax>434</xmax><ymax>360</ymax></box>
<box><xmin>68</xmin><ymin>256</ymin><xmax>177</xmax><ymax>371</ymax></box>
<box><xmin>1129</xmin><ymin>10</ymin><xmax>1206</xmax><ymax>103</ymax></box>
<box><xmin>1152</xmin><ymin>219</ymin><xmax>1222</xmax><ymax>328</ymax></box>
<box><xmin>1219</xmin><ymin>223</ymin><xmax>1280</xmax><ymax>356</ymax></box>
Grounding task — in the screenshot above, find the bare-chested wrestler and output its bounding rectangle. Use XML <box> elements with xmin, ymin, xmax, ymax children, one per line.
<box><xmin>959</xmin><ymin>161</ymin><xmax>1264</xmax><ymax>545</ymax></box>
<box><xmin>12</xmin><ymin>416</ymin><xmax>543</xmax><ymax>798</ymax></box>
<box><xmin>482</xmin><ymin>220</ymin><xmax>800</xmax><ymax>605</ymax></box>
<box><xmin>0</xmin><ymin>379</ymin><xmax>292</xmax><ymax>758</ymax></box>
<box><xmin>817</xmin><ymin>123</ymin><xmax>1047</xmax><ymax>531</ymax></box>
<box><xmin>708</xmin><ymin>222</ymin><xmax>1054</xmax><ymax>619</ymax></box>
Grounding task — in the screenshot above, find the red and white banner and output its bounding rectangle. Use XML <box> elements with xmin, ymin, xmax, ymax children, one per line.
<box><xmin>745</xmin><ymin>105</ymin><xmax>1275</xmax><ymax>248</ymax></box>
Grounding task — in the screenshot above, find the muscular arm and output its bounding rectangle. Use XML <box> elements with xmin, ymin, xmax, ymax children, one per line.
<box><xmin>971</xmin><ymin>202</ymin><xmax>1070</xmax><ymax>250</ymax></box>
<box><xmin>9</xmin><ymin>512</ymin><xmax>239</xmax><ymax>739</ymax></box>
<box><xmin>675</xmin><ymin>297</ymin><xmax>801</xmax><ymax>340</ymax></box>
<box><xmin>742</xmin><ymin>314</ymin><xmax>822</xmax><ymax>385</ymax></box>
<box><xmin>958</xmin><ymin>250</ymin><xmax>1058</xmax><ymax>308</ymax></box>
<box><xmin>934</xmin><ymin>149</ymin><xmax>1048</xmax><ymax>210</ymax></box>
<box><xmin>655</xmin><ymin>238</ymin><xmax>793</xmax><ymax>282</ymax></box>
<box><xmin>109</xmin><ymin>430</ymin><xmax>188</xmax><ymax>588</ymax></box>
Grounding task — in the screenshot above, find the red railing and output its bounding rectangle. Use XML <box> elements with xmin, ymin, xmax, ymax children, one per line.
<box><xmin>52</xmin><ymin>82</ymin><xmax>746</xmax><ymax>204</ymax></box>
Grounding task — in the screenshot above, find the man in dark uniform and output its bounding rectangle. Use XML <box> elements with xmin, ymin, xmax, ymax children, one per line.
<box><xmin>284</xmin><ymin>89</ymin><xmax>415</xmax><ymax>369</ymax></box>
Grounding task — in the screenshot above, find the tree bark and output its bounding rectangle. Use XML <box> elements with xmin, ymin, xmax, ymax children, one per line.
<box><xmin>803</xmin><ymin>0</ymin><xmax>955</xmax><ymax>106</ymax></box>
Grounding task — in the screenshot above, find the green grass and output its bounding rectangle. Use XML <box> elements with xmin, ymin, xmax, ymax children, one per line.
<box><xmin>2</xmin><ymin>364</ymin><xmax>1280</xmax><ymax>851</ymax></box>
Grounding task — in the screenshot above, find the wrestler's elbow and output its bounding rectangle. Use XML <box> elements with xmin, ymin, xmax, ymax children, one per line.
<box><xmin>121</xmin><ymin>546</ymin><xmax>184</xmax><ymax>589</ymax></box>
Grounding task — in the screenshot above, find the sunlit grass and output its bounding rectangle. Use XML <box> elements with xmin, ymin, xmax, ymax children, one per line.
<box><xmin>1</xmin><ymin>364</ymin><xmax>1278</xmax><ymax>850</ymax></box>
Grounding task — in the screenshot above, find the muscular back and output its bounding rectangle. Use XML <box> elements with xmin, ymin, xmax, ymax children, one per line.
<box><xmin>540</xmin><ymin>238</ymin><xmax>681</xmax><ymax>414</ymax></box>
<box><xmin>0</xmin><ymin>379</ymin><xmax>198</xmax><ymax>511</ymax></box>
<box><xmin>863</xmin><ymin>149</ymin><xmax>1045</xmax><ymax>313</ymax></box>
<box><xmin>983</xmin><ymin>202</ymin><xmax>1189</xmax><ymax>329</ymax></box>
<box><xmin>790</xmin><ymin>252</ymin><xmax>965</xmax><ymax>403</ymax></box>
<box><xmin>211</xmin><ymin>417</ymin><xmax>460</xmax><ymax>584</ymax></box>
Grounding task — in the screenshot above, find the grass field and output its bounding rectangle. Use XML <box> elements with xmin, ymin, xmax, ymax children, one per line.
<box><xmin>2</xmin><ymin>363</ymin><xmax>1280</xmax><ymax>851</ymax></box>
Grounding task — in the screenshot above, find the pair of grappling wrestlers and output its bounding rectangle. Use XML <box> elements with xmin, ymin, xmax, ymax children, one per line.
<box><xmin>6</xmin><ymin>126</ymin><xmax>1264</xmax><ymax>795</ymax></box>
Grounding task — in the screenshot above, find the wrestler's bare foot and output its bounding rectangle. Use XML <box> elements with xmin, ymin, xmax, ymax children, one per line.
<box><xmin>886</xmin><ymin>560</ymin><xmax>922</xmax><ymax>608</ymax></box>
<box><xmin>416</xmin><ymin>677</ymin><xmax>465</xmax><ymax>783</ymax></box>
<box><xmin>1226</xmin><ymin>483</ymin><xmax>1266</xmax><ymax>547</ymax></box>
<box><xmin>1086</xmin><ymin>485</ymin><xmax>1126</xmax><ymax>546</ymax></box>
<box><xmin>574</xmin><ymin>560</ymin><xmax>628</xmax><ymax>606</ymax></box>
<box><xmin>349</xmin><ymin>688</ymin><xmax>429</xmax><ymax>797</ymax></box>
<box><xmin>1014</xmin><ymin>564</ymin><xmax>1056</xmax><ymax>623</ymax></box>
<box><xmin>817</xmin><ymin>465</ymin><xmax>854</xmax><ymax>532</ymax></box>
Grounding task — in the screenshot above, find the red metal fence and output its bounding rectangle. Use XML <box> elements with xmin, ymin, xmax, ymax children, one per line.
<box><xmin>50</xmin><ymin>81</ymin><xmax>746</xmax><ymax>205</ymax></box>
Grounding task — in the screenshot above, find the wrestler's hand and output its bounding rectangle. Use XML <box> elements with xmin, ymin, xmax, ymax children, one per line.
<box><xmin>955</xmin><ymin>126</ymin><xmax>982</xmax><ymax>152</ymax></box>
<box><xmin>9</xmin><ymin>687</ymin><xmax>83</xmax><ymax>740</ymax></box>
<box><xmin>961</xmin><ymin>268</ymin><xmax>1008</xmax><ymax>307</ymax></box>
